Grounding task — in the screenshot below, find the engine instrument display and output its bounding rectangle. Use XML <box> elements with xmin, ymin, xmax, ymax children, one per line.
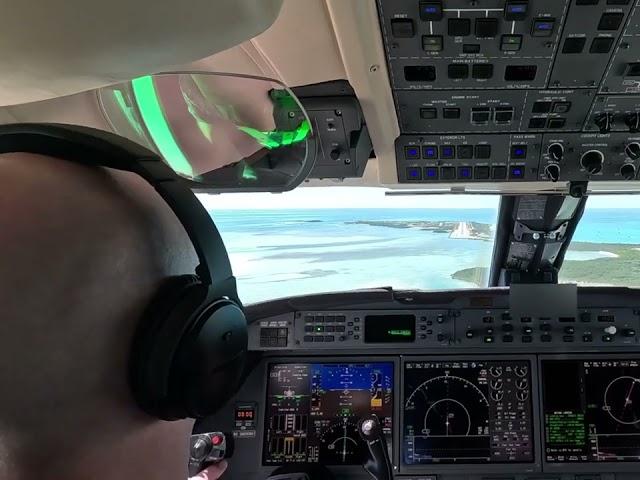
<box><xmin>542</xmin><ymin>359</ymin><xmax>640</xmax><ymax>463</ymax></box>
<box><xmin>403</xmin><ymin>360</ymin><xmax>534</xmax><ymax>465</ymax></box>
<box><xmin>263</xmin><ymin>363</ymin><xmax>393</xmax><ymax>465</ymax></box>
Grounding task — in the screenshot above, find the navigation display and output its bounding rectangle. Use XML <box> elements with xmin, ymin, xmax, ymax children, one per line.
<box><xmin>542</xmin><ymin>359</ymin><xmax>640</xmax><ymax>463</ymax></box>
<box><xmin>263</xmin><ymin>363</ymin><xmax>393</xmax><ymax>465</ymax></box>
<box><xmin>403</xmin><ymin>360</ymin><xmax>534</xmax><ymax>465</ymax></box>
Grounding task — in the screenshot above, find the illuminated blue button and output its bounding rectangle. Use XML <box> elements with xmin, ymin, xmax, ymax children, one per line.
<box><xmin>510</xmin><ymin>145</ymin><xmax>528</xmax><ymax>159</ymax></box>
<box><xmin>405</xmin><ymin>146</ymin><xmax>421</xmax><ymax>160</ymax></box>
<box><xmin>458</xmin><ymin>166</ymin><xmax>473</xmax><ymax>179</ymax></box>
<box><xmin>505</xmin><ymin>1</ymin><xmax>528</xmax><ymax>21</ymax></box>
<box><xmin>510</xmin><ymin>165</ymin><xmax>525</xmax><ymax>179</ymax></box>
<box><xmin>425</xmin><ymin>167</ymin><xmax>439</xmax><ymax>180</ymax></box>
<box><xmin>419</xmin><ymin>1</ymin><xmax>443</xmax><ymax>21</ymax></box>
<box><xmin>423</xmin><ymin>146</ymin><xmax>438</xmax><ymax>159</ymax></box>
<box><xmin>440</xmin><ymin>145</ymin><xmax>455</xmax><ymax>159</ymax></box>
<box><xmin>406</xmin><ymin>167</ymin><xmax>422</xmax><ymax>181</ymax></box>
<box><xmin>532</xmin><ymin>18</ymin><xmax>555</xmax><ymax>37</ymax></box>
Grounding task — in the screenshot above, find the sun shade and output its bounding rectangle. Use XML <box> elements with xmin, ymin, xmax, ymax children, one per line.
<box><xmin>98</xmin><ymin>72</ymin><xmax>315</xmax><ymax>192</ymax></box>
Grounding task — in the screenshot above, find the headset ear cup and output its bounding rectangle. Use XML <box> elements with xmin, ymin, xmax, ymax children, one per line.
<box><xmin>173</xmin><ymin>298</ymin><xmax>248</xmax><ymax>418</ymax></box>
<box><xmin>129</xmin><ymin>275</ymin><xmax>204</xmax><ymax>419</ymax></box>
<box><xmin>130</xmin><ymin>275</ymin><xmax>248</xmax><ymax>420</ymax></box>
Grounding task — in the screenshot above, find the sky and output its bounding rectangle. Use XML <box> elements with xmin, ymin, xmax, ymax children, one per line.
<box><xmin>198</xmin><ymin>187</ymin><xmax>640</xmax><ymax>210</ymax></box>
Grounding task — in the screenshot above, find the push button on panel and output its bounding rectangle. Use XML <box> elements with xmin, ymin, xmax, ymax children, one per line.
<box><xmin>532</xmin><ymin>18</ymin><xmax>555</xmax><ymax>37</ymax></box>
<box><xmin>406</xmin><ymin>167</ymin><xmax>422</xmax><ymax>181</ymax></box>
<box><xmin>504</xmin><ymin>1</ymin><xmax>529</xmax><ymax>21</ymax></box>
<box><xmin>423</xmin><ymin>145</ymin><xmax>438</xmax><ymax>159</ymax></box>
<box><xmin>471</xmin><ymin>108</ymin><xmax>492</xmax><ymax>124</ymax></box>
<box><xmin>420</xmin><ymin>107</ymin><xmax>438</xmax><ymax>119</ymax></box>
<box><xmin>440</xmin><ymin>145</ymin><xmax>455</xmax><ymax>159</ymax></box>
<box><xmin>405</xmin><ymin>146</ymin><xmax>421</xmax><ymax>160</ymax></box>
<box><xmin>443</xmin><ymin>107</ymin><xmax>461</xmax><ymax>119</ymax></box>
<box><xmin>511</xmin><ymin>145</ymin><xmax>528</xmax><ymax>159</ymax></box>
<box><xmin>425</xmin><ymin>167</ymin><xmax>439</xmax><ymax>180</ymax></box>
<box><xmin>475</xmin><ymin>166</ymin><xmax>490</xmax><ymax>179</ymax></box>
<box><xmin>492</xmin><ymin>166</ymin><xmax>508</xmax><ymax>179</ymax></box>
<box><xmin>391</xmin><ymin>19</ymin><xmax>415</xmax><ymax>38</ymax></box>
<box><xmin>422</xmin><ymin>35</ymin><xmax>443</xmax><ymax>52</ymax></box>
<box><xmin>441</xmin><ymin>166</ymin><xmax>456</xmax><ymax>180</ymax></box>
<box><xmin>457</xmin><ymin>145</ymin><xmax>474</xmax><ymax>159</ymax></box>
<box><xmin>501</xmin><ymin>34</ymin><xmax>523</xmax><ymax>51</ymax></box>
<box><xmin>590</xmin><ymin>36</ymin><xmax>615</xmax><ymax>53</ymax></box>
<box><xmin>494</xmin><ymin>107</ymin><xmax>514</xmax><ymax>123</ymax></box>
<box><xmin>448</xmin><ymin>18</ymin><xmax>471</xmax><ymax>36</ymax></box>
<box><xmin>533</xmin><ymin>101</ymin><xmax>553</xmax><ymax>113</ymax></box>
<box><xmin>475</xmin><ymin>145</ymin><xmax>492</xmax><ymax>159</ymax></box>
<box><xmin>475</xmin><ymin>18</ymin><xmax>499</xmax><ymax>37</ymax></box>
<box><xmin>552</xmin><ymin>101</ymin><xmax>572</xmax><ymax>113</ymax></box>
<box><xmin>563</xmin><ymin>37</ymin><xmax>586</xmax><ymax>54</ymax></box>
<box><xmin>598</xmin><ymin>12</ymin><xmax>624</xmax><ymax>30</ymax></box>
<box><xmin>548</xmin><ymin>118</ymin><xmax>566</xmax><ymax>129</ymax></box>
<box><xmin>510</xmin><ymin>165</ymin><xmax>526</xmax><ymax>179</ymax></box>
<box><xmin>472</xmin><ymin>64</ymin><xmax>494</xmax><ymax>79</ymax></box>
<box><xmin>458</xmin><ymin>166</ymin><xmax>473</xmax><ymax>179</ymax></box>
<box><xmin>448</xmin><ymin>64</ymin><xmax>470</xmax><ymax>79</ymax></box>
<box><xmin>419</xmin><ymin>0</ymin><xmax>443</xmax><ymax>21</ymax></box>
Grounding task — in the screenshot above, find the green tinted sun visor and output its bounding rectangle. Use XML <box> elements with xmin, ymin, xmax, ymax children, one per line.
<box><xmin>98</xmin><ymin>72</ymin><xmax>315</xmax><ymax>192</ymax></box>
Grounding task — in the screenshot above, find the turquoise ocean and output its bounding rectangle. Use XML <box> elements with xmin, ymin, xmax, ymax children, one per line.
<box><xmin>209</xmin><ymin>208</ymin><xmax>640</xmax><ymax>304</ymax></box>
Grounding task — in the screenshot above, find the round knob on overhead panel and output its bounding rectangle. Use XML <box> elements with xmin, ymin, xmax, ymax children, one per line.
<box><xmin>604</xmin><ymin>325</ymin><xmax>618</xmax><ymax>336</ymax></box>
<box><xmin>330</xmin><ymin>148</ymin><xmax>341</xmax><ymax>161</ymax></box>
<box><xmin>624</xmin><ymin>142</ymin><xmax>640</xmax><ymax>160</ymax></box>
<box><xmin>625</xmin><ymin>112</ymin><xmax>640</xmax><ymax>133</ymax></box>
<box><xmin>545</xmin><ymin>163</ymin><xmax>561</xmax><ymax>182</ymax></box>
<box><xmin>580</xmin><ymin>150</ymin><xmax>605</xmax><ymax>175</ymax></box>
<box><xmin>594</xmin><ymin>112</ymin><xmax>613</xmax><ymax>134</ymax></box>
<box><xmin>621</xmin><ymin>163</ymin><xmax>637</xmax><ymax>180</ymax></box>
<box><xmin>548</xmin><ymin>143</ymin><xmax>564</xmax><ymax>161</ymax></box>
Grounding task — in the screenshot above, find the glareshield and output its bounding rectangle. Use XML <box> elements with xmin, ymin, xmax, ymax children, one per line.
<box><xmin>98</xmin><ymin>72</ymin><xmax>315</xmax><ymax>192</ymax></box>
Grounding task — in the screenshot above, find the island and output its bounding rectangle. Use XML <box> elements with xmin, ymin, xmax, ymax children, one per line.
<box><xmin>453</xmin><ymin>242</ymin><xmax>640</xmax><ymax>287</ymax></box>
<box><xmin>346</xmin><ymin>220</ymin><xmax>494</xmax><ymax>240</ymax></box>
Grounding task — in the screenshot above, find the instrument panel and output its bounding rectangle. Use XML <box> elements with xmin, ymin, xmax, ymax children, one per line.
<box><xmin>375</xmin><ymin>0</ymin><xmax>640</xmax><ymax>185</ymax></box>
<box><xmin>197</xmin><ymin>287</ymin><xmax>640</xmax><ymax>478</ymax></box>
<box><xmin>263</xmin><ymin>362</ymin><xmax>394</xmax><ymax>466</ymax></box>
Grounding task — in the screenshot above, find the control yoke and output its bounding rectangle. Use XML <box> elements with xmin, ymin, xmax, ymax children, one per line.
<box><xmin>358</xmin><ymin>415</ymin><xmax>393</xmax><ymax>480</ymax></box>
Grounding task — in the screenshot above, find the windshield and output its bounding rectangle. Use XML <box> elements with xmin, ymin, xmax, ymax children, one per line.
<box><xmin>560</xmin><ymin>196</ymin><xmax>640</xmax><ymax>288</ymax></box>
<box><xmin>200</xmin><ymin>188</ymin><xmax>500</xmax><ymax>304</ymax></box>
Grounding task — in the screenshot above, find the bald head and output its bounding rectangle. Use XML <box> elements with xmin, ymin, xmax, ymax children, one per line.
<box><xmin>0</xmin><ymin>153</ymin><xmax>199</xmax><ymax>479</ymax></box>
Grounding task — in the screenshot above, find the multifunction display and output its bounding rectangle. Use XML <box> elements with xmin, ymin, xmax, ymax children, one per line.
<box><xmin>263</xmin><ymin>363</ymin><xmax>393</xmax><ymax>465</ymax></box>
<box><xmin>542</xmin><ymin>359</ymin><xmax>640</xmax><ymax>463</ymax></box>
<box><xmin>403</xmin><ymin>360</ymin><xmax>534</xmax><ymax>464</ymax></box>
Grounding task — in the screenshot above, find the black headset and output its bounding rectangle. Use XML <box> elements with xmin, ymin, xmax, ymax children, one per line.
<box><xmin>0</xmin><ymin>123</ymin><xmax>248</xmax><ymax>421</ymax></box>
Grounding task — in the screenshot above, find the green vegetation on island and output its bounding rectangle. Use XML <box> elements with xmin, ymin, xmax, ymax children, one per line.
<box><xmin>452</xmin><ymin>242</ymin><xmax>640</xmax><ymax>287</ymax></box>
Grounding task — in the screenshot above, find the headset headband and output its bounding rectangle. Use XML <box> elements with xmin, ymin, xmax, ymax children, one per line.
<box><xmin>0</xmin><ymin>123</ymin><xmax>239</xmax><ymax>304</ymax></box>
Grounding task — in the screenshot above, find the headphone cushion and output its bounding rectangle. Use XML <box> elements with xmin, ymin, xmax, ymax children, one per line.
<box><xmin>130</xmin><ymin>275</ymin><xmax>248</xmax><ymax>420</ymax></box>
<box><xmin>129</xmin><ymin>275</ymin><xmax>205</xmax><ymax>418</ymax></box>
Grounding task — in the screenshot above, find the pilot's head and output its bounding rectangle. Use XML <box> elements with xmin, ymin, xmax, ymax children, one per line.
<box><xmin>0</xmin><ymin>152</ymin><xmax>198</xmax><ymax>478</ymax></box>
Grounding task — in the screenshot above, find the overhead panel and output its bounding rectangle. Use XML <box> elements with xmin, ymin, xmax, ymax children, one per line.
<box><xmin>377</xmin><ymin>0</ymin><xmax>640</xmax><ymax>187</ymax></box>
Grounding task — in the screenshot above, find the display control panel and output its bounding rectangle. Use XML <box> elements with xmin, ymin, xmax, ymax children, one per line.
<box><xmin>376</xmin><ymin>0</ymin><xmax>640</xmax><ymax>185</ymax></box>
<box><xmin>249</xmin><ymin>307</ymin><xmax>640</xmax><ymax>352</ymax></box>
